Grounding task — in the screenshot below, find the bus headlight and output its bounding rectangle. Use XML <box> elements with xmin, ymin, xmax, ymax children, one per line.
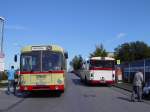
<box><xmin>91</xmin><ymin>73</ymin><xmax>94</xmax><ymax>77</ymax></box>
<box><xmin>112</xmin><ymin>74</ymin><xmax>115</xmax><ymax>78</ymax></box>
<box><xmin>90</xmin><ymin>73</ymin><xmax>94</xmax><ymax>80</ymax></box>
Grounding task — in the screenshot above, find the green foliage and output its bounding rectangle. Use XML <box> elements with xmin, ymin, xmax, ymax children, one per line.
<box><xmin>90</xmin><ymin>44</ymin><xmax>108</xmax><ymax>58</ymax></box>
<box><xmin>70</xmin><ymin>55</ymin><xmax>84</xmax><ymax>70</ymax></box>
<box><xmin>114</xmin><ymin>41</ymin><xmax>150</xmax><ymax>62</ymax></box>
<box><xmin>0</xmin><ymin>72</ymin><xmax>7</xmax><ymax>80</ymax></box>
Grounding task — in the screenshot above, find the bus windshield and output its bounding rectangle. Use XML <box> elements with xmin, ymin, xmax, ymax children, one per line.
<box><xmin>21</xmin><ymin>51</ymin><xmax>40</xmax><ymax>72</ymax></box>
<box><xmin>42</xmin><ymin>51</ymin><xmax>62</xmax><ymax>71</ymax></box>
<box><xmin>90</xmin><ymin>60</ymin><xmax>114</xmax><ymax>68</ymax></box>
<box><xmin>21</xmin><ymin>51</ymin><xmax>63</xmax><ymax>72</ymax></box>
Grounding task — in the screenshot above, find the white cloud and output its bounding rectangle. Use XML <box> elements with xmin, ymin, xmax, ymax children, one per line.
<box><xmin>117</xmin><ymin>33</ymin><xmax>126</xmax><ymax>39</ymax></box>
<box><xmin>105</xmin><ymin>33</ymin><xmax>126</xmax><ymax>44</ymax></box>
<box><xmin>5</xmin><ymin>25</ymin><xmax>26</xmax><ymax>30</ymax></box>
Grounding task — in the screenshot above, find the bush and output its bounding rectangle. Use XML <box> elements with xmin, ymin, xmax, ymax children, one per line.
<box><xmin>0</xmin><ymin>72</ymin><xmax>8</xmax><ymax>80</ymax></box>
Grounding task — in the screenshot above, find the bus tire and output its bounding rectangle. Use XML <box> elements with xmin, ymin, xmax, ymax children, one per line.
<box><xmin>107</xmin><ymin>84</ymin><xmax>112</xmax><ymax>87</ymax></box>
<box><xmin>80</xmin><ymin>78</ymin><xmax>84</xmax><ymax>82</ymax></box>
<box><xmin>85</xmin><ymin>76</ymin><xmax>88</xmax><ymax>85</ymax></box>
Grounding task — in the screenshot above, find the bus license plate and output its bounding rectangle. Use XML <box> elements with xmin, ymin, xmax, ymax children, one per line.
<box><xmin>100</xmin><ymin>80</ymin><xmax>105</xmax><ymax>83</ymax></box>
<box><xmin>36</xmin><ymin>75</ymin><xmax>46</xmax><ymax>85</ymax></box>
<box><xmin>36</xmin><ymin>75</ymin><xmax>46</xmax><ymax>79</ymax></box>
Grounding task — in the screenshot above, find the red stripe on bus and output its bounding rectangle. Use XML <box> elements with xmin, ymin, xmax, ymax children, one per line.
<box><xmin>89</xmin><ymin>68</ymin><xmax>113</xmax><ymax>70</ymax></box>
<box><xmin>88</xmin><ymin>80</ymin><xmax>115</xmax><ymax>85</ymax></box>
<box><xmin>19</xmin><ymin>85</ymin><xmax>64</xmax><ymax>91</ymax></box>
<box><xmin>20</xmin><ymin>70</ymin><xmax>64</xmax><ymax>74</ymax></box>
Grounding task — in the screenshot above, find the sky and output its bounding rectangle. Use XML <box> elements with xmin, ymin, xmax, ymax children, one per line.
<box><xmin>0</xmin><ymin>0</ymin><xmax>150</xmax><ymax>69</ymax></box>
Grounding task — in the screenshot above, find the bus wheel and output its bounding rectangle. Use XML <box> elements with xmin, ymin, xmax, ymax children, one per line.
<box><xmin>107</xmin><ymin>84</ymin><xmax>112</xmax><ymax>87</ymax></box>
<box><xmin>85</xmin><ymin>76</ymin><xmax>88</xmax><ymax>85</ymax></box>
<box><xmin>80</xmin><ymin>78</ymin><xmax>84</xmax><ymax>82</ymax></box>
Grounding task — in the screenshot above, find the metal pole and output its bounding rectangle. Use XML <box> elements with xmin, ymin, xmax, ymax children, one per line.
<box><xmin>0</xmin><ymin>17</ymin><xmax>4</xmax><ymax>53</ymax></box>
<box><xmin>1</xmin><ymin>18</ymin><xmax>4</xmax><ymax>53</ymax></box>
<box><xmin>0</xmin><ymin>17</ymin><xmax>4</xmax><ymax>78</ymax></box>
<box><xmin>144</xmin><ymin>59</ymin><xmax>145</xmax><ymax>82</ymax></box>
<box><xmin>128</xmin><ymin>64</ymin><xmax>130</xmax><ymax>82</ymax></box>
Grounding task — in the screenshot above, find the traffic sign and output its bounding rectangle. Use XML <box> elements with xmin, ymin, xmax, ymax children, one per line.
<box><xmin>117</xmin><ymin>60</ymin><xmax>120</xmax><ymax>65</ymax></box>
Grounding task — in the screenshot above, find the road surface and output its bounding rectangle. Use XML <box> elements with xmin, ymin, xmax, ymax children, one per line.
<box><xmin>0</xmin><ymin>73</ymin><xmax>150</xmax><ymax>112</ymax></box>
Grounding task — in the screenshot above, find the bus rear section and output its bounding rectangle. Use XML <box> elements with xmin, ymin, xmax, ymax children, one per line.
<box><xmin>85</xmin><ymin>57</ymin><xmax>115</xmax><ymax>85</ymax></box>
<box><xmin>18</xmin><ymin>45</ymin><xmax>68</xmax><ymax>93</ymax></box>
<box><xmin>88</xmin><ymin>68</ymin><xmax>115</xmax><ymax>85</ymax></box>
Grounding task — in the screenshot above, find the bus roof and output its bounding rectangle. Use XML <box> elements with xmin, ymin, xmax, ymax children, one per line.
<box><xmin>21</xmin><ymin>45</ymin><xmax>64</xmax><ymax>53</ymax></box>
<box><xmin>90</xmin><ymin>57</ymin><xmax>115</xmax><ymax>61</ymax></box>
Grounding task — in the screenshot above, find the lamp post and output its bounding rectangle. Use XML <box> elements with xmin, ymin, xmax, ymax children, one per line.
<box><xmin>0</xmin><ymin>17</ymin><xmax>4</xmax><ymax>54</ymax></box>
<box><xmin>0</xmin><ymin>17</ymin><xmax>5</xmax><ymax>73</ymax></box>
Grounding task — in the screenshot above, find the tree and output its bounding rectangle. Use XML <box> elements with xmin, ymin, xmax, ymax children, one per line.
<box><xmin>114</xmin><ymin>41</ymin><xmax>150</xmax><ymax>62</ymax></box>
<box><xmin>90</xmin><ymin>44</ymin><xmax>108</xmax><ymax>58</ymax></box>
<box><xmin>70</xmin><ymin>55</ymin><xmax>84</xmax><ymax>70</ymax></box>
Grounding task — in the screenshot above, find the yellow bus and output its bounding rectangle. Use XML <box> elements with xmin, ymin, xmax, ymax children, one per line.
<box><xmin>15</xmin><ymin>45</ymin><xmax>68</xmax><ymax>93</ymax></box>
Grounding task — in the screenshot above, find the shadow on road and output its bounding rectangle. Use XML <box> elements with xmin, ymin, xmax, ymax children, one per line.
<box><xmin>27</xmin><ymin>91</ymin><xmax>62</xmax><ymax>98</ymax></box>
<box><xmin>117</xmin><ymin>96</ymin><xmax>131</xmax><ymax>102</ymax></box>
<box><xmin>4</xmin><ymin>90</ymin><xmax>62</xmax><ymax>98</ymax></box>
<box><xmin>22</xmin><ymin>91</ymin><xmax>62</xmax><ymax>98</ymax></box>
<box><xmin>72</xmin><ymin>78</ymin><xmax>85</xmax><ymax>86</ymax></box>
<box><xmin>71</xmin><ymin>78</ymin><xmax>111</xmax><ymax>87</ymax></box>
<box><xmin>143</xmin><ymin>96</ymin><xmax>150</xmax><ymax>101</ymax></box>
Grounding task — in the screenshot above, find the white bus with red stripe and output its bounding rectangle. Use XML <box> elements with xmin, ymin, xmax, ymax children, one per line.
<box><xmin>80</xmin><ymin>57</ymin><xmax>115</xmax><ymax>85</ymax></box>
<box><xmin>15</xmin><ymin>45</ymin><xmax>68</xmax><ymax>93</ymax></box>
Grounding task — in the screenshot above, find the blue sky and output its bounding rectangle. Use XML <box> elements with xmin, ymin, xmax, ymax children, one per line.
<box><xmin>0</xmin><ymin>0</ymin><xmax>150</xmax><ymax>69</ymax></box>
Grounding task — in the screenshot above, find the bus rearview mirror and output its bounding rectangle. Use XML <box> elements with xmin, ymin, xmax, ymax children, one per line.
<box><xmin>65</xmin><ymin>52</ymin><xmax>68</xmax><ymax>59</ymax></box>
<box><xmin>14</xmin><ymin>55</ymin><xmax>17</xmax><ymax>62</ymax></box>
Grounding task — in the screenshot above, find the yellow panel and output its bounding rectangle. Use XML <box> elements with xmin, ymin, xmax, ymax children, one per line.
<box><xmin>21</xmin><ymin>75</ymin><xmax>31</xmax><ymax>85</ymax></box>
<box><xmin>21</xmin><ymin>46</ymin><xmax>32</xmax><ymax>53</ymax></box>
<box><xmin>21</xmin><ymin>45</ymin><xmax>64</xmax><ymax>53</ymax></box>
<box><xmin>51</xmin><ymin>73</ymin><xmax>64</xmax><ymax>85</ymax></box>
<box><xmin>21</xmin><ymin>73</ymin><xmax>65</xmax><ymax>86</ymax></box>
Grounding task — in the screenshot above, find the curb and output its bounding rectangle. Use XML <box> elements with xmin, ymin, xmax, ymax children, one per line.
<box><xmin>0</xmin><ymin>88</ymin><xmax>7</xmax><ymax>92</ymax></box>
<box><xmin>113</xmin><ymin>84</ymin><xmax>132</xmax><ymax>92</ymax></box>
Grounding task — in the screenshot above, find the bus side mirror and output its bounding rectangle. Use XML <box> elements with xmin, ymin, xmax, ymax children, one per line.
<box><xmin>65</xmin><ymin>52</ymin><xmax>68</xmax><ymax>59</ymax></box>
<box><xmin>87</xmin><ymin>60</ymin><xmax>89</xmax><ymax>64</ymax></box>
<box><xmin>83</xmin><ymin>61</ymin><xmax>86</xmax><ymax>64</ymax></box>
<box><xmin>14</xmin><ymin>55</ymin><xmax>17</xmax><ymax>62</ymax></box>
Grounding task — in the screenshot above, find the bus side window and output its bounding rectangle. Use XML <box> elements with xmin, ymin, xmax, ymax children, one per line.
<box><xmin>81</xmin><ymin>63</ymin><xmax>85</xmax><ymax>70</ymax></box>
<box><xmin>62</xmin><ymin>56</ymin><xmax>66</xmax><ymax>70</ymax></box>
<box><xmin>86</xmin><ymin>60</ymin><xmax>90</xmax><ymax>70</ymax></box>
<box><xmin>22</xmin><ymin>56</ymin><xmax>32</xmax><ymax>71</ymax></box>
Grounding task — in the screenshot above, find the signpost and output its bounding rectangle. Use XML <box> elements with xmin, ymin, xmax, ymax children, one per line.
<box><xmin>117</xmin><ymin>59</ymin><xmax>120</xmax><ymax>65</ymax></box>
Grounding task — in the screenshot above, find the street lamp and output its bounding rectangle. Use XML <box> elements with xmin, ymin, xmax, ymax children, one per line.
<box><xmin>0</xmin><ymin>17</ymin><xmax>5</xmax><ymax>72</ymax></box>
<box><xmin>0</xmin><ymin>17</ymin><xmax>4</xmax><ymax>53</ymax></box>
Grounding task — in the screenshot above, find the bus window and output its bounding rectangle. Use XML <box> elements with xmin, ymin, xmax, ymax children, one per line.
<box><xmin>21</xmin><ymin>52</ymin><xmax>41</xmax><ymax>72</ymax></box>
<box><xmin>42</xmin><ymin>51</ymin><xmax>62</xmax><ymax>71</ymax></box>
<box><xmin>21</xmin><ymin>56</ymin><xmax>32</xmax><ymax>71</ymax></box>
<box><xmin>90</xmin><ymin>60</ymin><xmax>114</xmax><ymax>68</ymax></box>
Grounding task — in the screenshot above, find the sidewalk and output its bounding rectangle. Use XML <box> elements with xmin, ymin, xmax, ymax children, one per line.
<box><xmin>113</xmin><ymin>82</ymin><xmax>133</xmax><ymax>92</ymax></box>
<box><xmin>0</xmin><ymin>89</ymin><xmax>24</xmax><ymax>112</ymax></box>
<box><xmin>0</xmin><ymin>80</ymin><xmax>26</xmax><ymax>111</ymax></box>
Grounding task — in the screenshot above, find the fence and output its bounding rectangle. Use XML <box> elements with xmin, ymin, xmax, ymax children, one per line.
<box><xmin>121</xmin><ymin>59</ymin><xmax>150</xmax><ymax>83</ymax></box>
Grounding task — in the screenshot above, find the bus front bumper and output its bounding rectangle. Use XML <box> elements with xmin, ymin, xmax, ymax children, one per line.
<box><xmin>19</xmin><ymin>85</ymin><xmax>64</xmax><ymax>91</ymax></box>
<box><xmin>88</xmin><ymin>80</ymin><xmax>115</xmax><ymax>85</ymax></box>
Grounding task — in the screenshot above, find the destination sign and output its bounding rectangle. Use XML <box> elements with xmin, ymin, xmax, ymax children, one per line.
<box><xmin>32</xmin><ymin>46</ymin><xmax>47</xmax><ymax>51</ymax></box>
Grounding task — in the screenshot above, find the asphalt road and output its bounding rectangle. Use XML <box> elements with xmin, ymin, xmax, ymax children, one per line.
<box><xmin>1</xmin><ymin>73</ymin><xmax>150</xmax><ymax>112</ymax></box>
